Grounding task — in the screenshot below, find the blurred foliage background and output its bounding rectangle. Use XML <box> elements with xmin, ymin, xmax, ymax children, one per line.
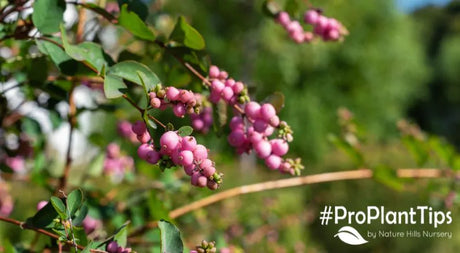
<box><xmin>1</xmin><ymin>0</ymin><xmax>460</xmax><ymax>252</ymax></box>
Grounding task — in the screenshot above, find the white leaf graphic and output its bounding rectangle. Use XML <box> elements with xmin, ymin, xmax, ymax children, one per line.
<box><xmin>334</xmin><ymin>226</ymin><xmax>368</xmax><ymax>245</ymax></box>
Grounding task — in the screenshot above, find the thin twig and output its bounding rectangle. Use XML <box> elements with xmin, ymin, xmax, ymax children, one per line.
<box><xmin>76</xmin><ymin>0</ymin><xmax>86</xmax><ymax>43</ymax></box>
<box><xmin>128</xmin><ymin>168</ymin><xmax>459</xmax><ymax>237</ymax></box>
<box><xmin>148</xmin><ymin>114</ymin><xmax>167</xmax><ymax>129</ymax></box>
<box><xmin>122</xmin><ymin>94</ymin><xmax>144</xmax><ymax>113</ymax></box>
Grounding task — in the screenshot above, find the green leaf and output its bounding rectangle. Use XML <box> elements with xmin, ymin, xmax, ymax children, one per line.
<box><xmin>169</xmin><ymin>16</ymin><xmax>206</xmax><ymax>50</ymax></box>
<box><xmin>32</xmin><ymin>0</ymin><xmax>65</xmax><ymax>34</ymax></box>
<box><xmin>284</xmin><ymin>0</ymin><xmax>299</xmax><ymax>16</ymax></box>
<box><xmin>104</xmin><ymin>74</ymin><xmax>127</xmax><ymax>99</ymax></box>
<box><xmin>177</xmin><ymin>126</ymin><xmax>193</xmax><ymax>137</ymax></box>
<box><xmin>114</xmin><ymin>225</ymin><xmax>128</xmax><ymax>247</ymax></box>
<box><xmin>24</xmin><ymin>201</ymin><xmax>58</xmax><ymax>228</ymax></box>
<box><xmin>50</xmin><ymin>196</ymin><xmax>67</xmax><ymax>219</ymax></box>
<box><xmin>2</xmin><ymin>239</ymin><xmax>17</xmax><ymax>253</ymax></box>
<box><xmin>144</xmin><ymin>112</ymin><xmax>157</xmax><ymax>130</ymax></box>
<box><xmin>60</xmin><ymin>25</ymin><xmax>114</xmax><ymax>73</ymax></box>
<box><xmin>373</xmin><ymin>165</ymin><xmax>403</xmax><ymax>191</ymax></box>
<box><xmin>73</xmin><ymin>204</ymin><xmax>88</xmax><ymax>226</ymax></box>
<box><xmin>35</xmin><ymin>39</ymin><xmax>80</xmax><ymax>76</ymax></box>
<box><xmin>158</xmin><ymin>220</ymin><xmax>184</xmax><ymax>253</ymax></box>
<box><xmin>118</xmin><ymin>4</ymin><xmax>156</xmax><ymax>41</ymax></box>
<box><xmin>108</xmin><ymin>61</ymin><xmax>160</xmax><ymax>91</ymax></box>
<box><xmin>67</xmin><ymin>188</ymin><xmax>83</xmax><ymax>216</ymax></box>
<box><xmin>117</xmin><ymin>0</ymin><xmax>148</xmax><ymax>21</ymax></box>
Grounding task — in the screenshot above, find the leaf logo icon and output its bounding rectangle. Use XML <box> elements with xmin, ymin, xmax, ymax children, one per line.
<box><xmin>334</xmin><ymin>226</ymin><xmax>368</xmax><ymax>245</ymax></box>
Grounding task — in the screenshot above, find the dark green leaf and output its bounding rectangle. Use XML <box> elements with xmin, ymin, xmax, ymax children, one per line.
<box><xmin>284</xmin><ymin>0</ymin><xmax>300</xmax><ymax>16</ymax></box>
<box><xmin>35</xmin><ymin>39</ymin><xmax>80</xmax><ymax>76</ymax></box>
<box><xmin>169</xmin><ymin>16</ymin><xmax>206</xmax><ymax>50</ymax></box>
<box><xmin>118</xmin><ymin>4</ymin><xmax>156</xmax><ymax>41</ymax></box>
<box><xmin>158</xmin><ymin>220</ymin><xmax>184</xmax><ymax>253</ymax></box>
<box><xmin>177</xmin><ymin>126</ymin><xmax>193</xmax><ymax>137</ymax></box>
<box><xmin>50</xmin><ymin>196</ymin><xmax>67</xmax><ymax>219</ymax></box>
<box><xmin>108</xmin><ymin>61</ymin><xmax>160</xmax><ymax>91</ymax></box>
<box><xmin>32</xmin><ymin>0</ymin><xmax>65</xmax><ymax>34</ymax></box>
<box><xmin>24</xmin><ymin>201</ymin><xmax>58</xmax><ymax>228</ymax></box>
<box><xmin>104</xmin><ymin>74</ymin><xmax>127</xmax><ymax>99</ymax></box>
<box><xmin>117</xmin><ymin>0</ymin><xmax>148</xmax><ymax>21</ymax></box>
<box><xmin>67</xmin><ymin>188</ymin><xmax>83</xmax><ymax>216</ymax></box>
<box><xmin>73</xmin><ymin>204</ymin><xmax>88</xmax><ymax>226</ymax></box>
<box><xmin>73</xmin><ymin>226</ymin><xmax>89</xmax><ymax>246</ymax></box>
<box><xmin>374</xmin><ymin>165</ymin><xmax>403</xmax><ymax>191</ymax></box>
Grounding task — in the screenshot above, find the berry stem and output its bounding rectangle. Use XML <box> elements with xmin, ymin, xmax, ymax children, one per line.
<box><xmin>122</xmin><ymin>94</ymin><xmax>144</xmax><ymax>114</ymax></box>
<box><xmin>148</xmin><ymin>114</ymin><xmax>167</xmax><ymax>129</ymax></box>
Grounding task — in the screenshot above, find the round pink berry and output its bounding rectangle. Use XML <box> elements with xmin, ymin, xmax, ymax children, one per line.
<box><xmin>179</xmin><ymin>90</ymin><xmax>194</xmax><ymax>104</ymax></box>
<box><xmin>209</xmin><ymin>90</ymin><xmax>221</xmax><ymax>103</ymax></box>
<box><xmin>150</xmin><ymin>97</ymin><xmax>161</xmax><ymax>108</ymax></box>
<box><xmin>260</xmin><ymin>104</ymin><xmax>276</xmax><ymax>121</ymax></box>
<box><xmin>160</xmin><ymin>131</ymin><xmax>180</xmax><ymax>152</ymax></box>
<box><xmin>193</xmin><ymin>144</ymin><xmax>208</xmax><ymax>160</ymax></box>
<box><xmin>137</xmin><ymin>143</ymin><xmax>153</xmax><ymax>160</ymax></box>
<box><xmin>131</xmin><ymin>120</ymin><xmax>146</xmax><ymax>135</ymax></box>
<box><xmin>146</xmin><ymin>150</ymin><xmax>160</xmax><ymax>164</ymax></box>
<box><xmin>304</xmin><ymin>32</ymin><xmax>314</xmax><ymax>42</ymax></box>
<box><xmin>248</xmin><ymin>130</ymin><xmax>263</xmax><ymax>144</ymax></box>
<box><xmin>244</xmin><ymin>102</ymin><xmax>261</xmax><ymax>119</ymax></box>
<box><xmin>179</xmin><ymin>150</ymin><xmax>194</xmax><ymax>166</ymax></box>
<box><xmin>253</xmin><ymin>119</ymin><xmax>268</xmax><ymax>133</ymax></box>
<box><xmin>225</xmin><ymin>79</ymin><xmax>235</xmax><ymax>88</ymax></box>
<box><xmin>211</xmin><ymin>80</ymin><xmax>225</xmax><ymax>93</ymax></box>
<box><xmin>219</xmin><ymin>71</ymin><xmax>228</xmax><ymax>80</ymax></box>
<box><xmin>181</xmin><ymin>136</ymin><xmax>197</xmax><ymax>151</ymax></box>
<box><xmin>221</xmin><ymin>86</ymin><xmax>234</xmax><ymax>102</ymax></box>
<box><xmin>232</xmin><ymin>81</ymin><xmax>244</xmax><ymax>94</ymax></box>
<box><xmin>197</xmin><ymin>175</ymin><xmax>208</xmax><ymax>188</ymax></box>
<box><xmin>137</xmin><ymin>132</ymin><xmax>151</xmax><ymax>143</ymax></box>
<box><xmin>106</xmin><ymin>143</ymin><xmax>120</xmax><ymax>158</ymax></box>
<box><xmin>291</xmin><ymin>30</ymin><xmax>305</xmax><ymax>43</ymax></box>
<box><xmin>264</xmin><ymin>126</ymin><xmax>275</xmax><ymax>136</ymax></box>
<box><xmin>326</xmin><ymin>29</ymin><xmax>340</xmax><ymax>41</ymax></box>
<box><xmin>209</xmin><ymin>65</ymin><xmax>220</xmax><ymax>78</ymax></box>
<box><xmin>265</xmin><ymin>155</ymin><xmax>282</xmax><ymax>170</ymax></box>
<box><xmin>191</xmin><ymin>172</ymin><xmax>200</xmax><ymax>186</ymax></box>
<box><xmin>271</xmin><ymin>139</ymin><xmax>289</xmax><ymax>156</ymax></box>
<box><xmin>269</xmin><ymin>115</ymin><xmax>280</xmax><ymax>127</ymax></box>
<box><xmin>202</xmin><ymin>166</ymin><xmax>216</xmax><ymax>177</ymax></box>
<box><xmin>184</xmin><ymin>164</ymin><xmax>195</xmax><ymax>176</ymax></box>
<box><xmin>228</xmin><ymin>129</ymin><xmax>246</xmax><ymax>147</ymax></box>
<box><xmin>277</xmin><ymin>11</ymin><xmax>291</xmax><ymax>27</ymax></box>
<box><xmin>166</xmin><ymin>87</ymin><xmax>180</xmax><ymax>101</ymax></box>
<box><xmin>229</xmin><ymin>116</ymin><xmax>244</xmax><ymax>130</ymax></box>
<box><xmin>254</xmin><ymin>140</ymin><xmax>272</xmax><ymax>159</ymax></box>
<box><xmin>173</xmin><ymin>104</ymin><xmax>186</xmax><ymax>118</ymax></box>
<box><xmin>191</xmin><ymin>118</ymin><xmax>204</xmax><ymax>131</ymax></box>
<box><xmin>200</xmin><ymin>159</ymin><xmax>213</xmax><ymax>169</ymax></box>
<box><xmin>207</xmin><ymin>180</ymin><xmax>219</xmax><ymax>190</ymax></box>
<box><xmin>287</xmin><ymin>21</ymin><xmax>303</xmax><ymax>34</ymax></box>
<box><xmin>304</xmin><ymin>10</ymin><xmax>319</xmax><ymax>25</ymax></box>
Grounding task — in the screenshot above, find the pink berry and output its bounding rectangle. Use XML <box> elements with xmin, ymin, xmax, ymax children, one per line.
<box><xmin>260</xmin><ymin>104</ymin><xmax>276</xmax><ymax>121</ymax></box>
<box><xmin>131</xmin><ymin>120</ymin><xmax>146</xmax><ymax>135</ymax></box>
<box><xmin>228</xmin><ymin>129</ymin><xmax>246</xmax><ymax>147</ymax></box>
<box><xmin>191</xmin><ymin>118</ymin><xmax>204</xmax><ymax>131</ymax></box>
<box><xmin>279</xmin><ymin>162</ymin><xmax>291</xmax><ymax>173</ymax></box>
<box><xmin>326</xmin><ymin>18</ymin><xmax>340</xmax><ymax>30</ymax></box>
<box><xmin>304</xmin><ymin>32</ymin><xmax>314</xmax><ymax>42</ymax></box>
<box><xmin>291</xmin><ymin>30</ymin><xmax>305</xmax><ymax>43</ymax></box>
<box><xmin>181</xmin><ymin>136</ymin><xmax>197</xmax><ymax>151</ymax></box>
<box><xmin>166</xmin><ymin>87</ymin><xmax>180</xmax><ymax>101</ymax></box>
<box><xmin>149</xmin><ymin>92</ymin><xmax>156</xmax><ymax>99</ymax></box>
<box><xmin>248</xmin><ymin>130</ymin><xmax>263</xmax><ymax>143</ymax></box>
<box><xmin>315</xmin><ymin>15</ymin><xmax>329</xmax><ymax>33</ymax></box>
<box><xmin>221</xmin><ymin>86</ymin><xmax>234</xmax><ymax>101</ymax></box>
<box><xmin>160</xmin><ymin>131</ymin><xmax>180</xmax><ymax>152</ymax></box>
<box><xmin>200</xmin><ymin>159</ymin><xmax>213</xmax><ymax>169</ymax></box>
<box><xmin>254</xmin><ymin>140</ymin><xmax>272</xmax><ymax>159</ymax></box>
<box><xmin>184</xmin><ymin>164</ymin><xmax>195</xmax><ymax>176</ymax></box>
<box><xmin>150</xmin><ymin>97</ymin><xmax>161</xmax><ymax>108</ymax></box>
<box><xmin>209</xmin><ymin>65</ymin><xmax>220</xmax><ymax>78</ymax></box>
<box><xmin>137</xmin><ymin>144</ymin><xmax>153</xmax><ymax>160</ymax></box>
<box><xmin>264</xmin><ymin>126</ymin><xmax>275</xmax><ymax>136</ymax></box>
<box><xmin>137</xmin><ymin>132</ymin><xmax>151</xmax><ymax>143</ymax></box>
<box><xmin>179</xmin><ymin>150</ymin><xmax>194</xmax><ymax>166</ymax></box>
<box><xmin>179</xmin><ymin>90</ymin><xmax>194</xmax><ymax>104</ymax></box>
<box><xmin>271</xmin><ymin>139</ymin><xmax>289</xmax><ymax>156</ymax></box>
<box><xmin>193</xmin><ymin>144</ymin><xmax>208</xmax><ymax>160</ymax></box>
<box><xmin>37</xmin><ymin>201</ymin><xmax>48</xmax><ymax>210</ymax></box>
<box><xmin>269</xmin><ymin>115</ymin><xmax>280</xmax><ymax>127</ymax></box>
<box><xmin>253</xmin><ymin>119</ymin><xmax>268</xmax><ymax>133</ymax></box>
<box><xmin>211</xmin><ymin>80</ymin><xmax>225</xmax><ymax>93</ymax></box>
<box><xmin>173</xmin><ymin>104</ymin><xmax>186</xmax><ymax>117</ymax></box>
<box><xmin>209</xmin><ymin>90</ymin><xmax>221</xmax><ymax>103</ymax></box>
<box><xmin>304</xmin><ymin>10</ymin><xmax>319</xmax><ymax>25</ymax></box>
<box><xmin>202</xmin><ymin>166</ymin><xmax>216</xmax><ymax>177</ymax></box>
<box><xmin>265</xmin><ymin>155</ymin><xmax>282</xmax><ymax>170</ymax></box>
<box><xmin>219</xmin><ymin>71</ymin><xmax>228</xmax><ymax>80</ymax></box>
<box><xmin>232</xmin><ymin>81</ymin><xmax>244</xmax><ymax>94</ymax></box>
<box><xmin>146</xmin><ymin>150</ymin><xmax>160</xmax><ymax>164</ymax></box>
<box><xmin>225</xmin><ymin>79</ymin><xmax>235</xmax><ymax>88</ymax></box>
<box><xmin>207</xmin><ymin>180</ymin><xmax>219</xmax><ymax>190</ymax></box>
<box><xmin>106</xmin><ymin>143</ymin><xmax>120</xmax><ymax>158</ymax></box>
<box><xmin>229</xmin><ymin>116</ymin><xmax>244</xmax><ymax>130</ymax></box>
<box><xmin>171</xmin><ymin>149</ymin><xmax>181</xmax><ymax>165</ymax></box>
<box><xmin>287</xmin><ymin>21</ymin><xmax>302</xmax><ymax>34</ymax></box>
<box><xmin>277</xmin><ymin>11</ymin><xmax>291</xmax><ymax>27</ymax></box>
<box><xmin>326</xmin><ymin>29</ymin><xmax>340</xmax><ymax>41</ymax></box>
<box><xmin>197</xmin><ymin>176</ymin><xmax>208</xmax><ymax>187</ymax></box>
<box><xmin>244</xmin><ymin>102</ymin><xmax>261</xmax><ymax>119</ymax></box>
<box><xmin>191</xmin><ymin>172</ymin><xmax>200</xmax><ymax>186</ymax></box>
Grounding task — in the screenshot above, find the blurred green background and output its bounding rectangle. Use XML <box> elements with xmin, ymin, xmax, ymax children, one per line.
<box><xmin>2</xmin><ymin>0</ymin><xmax>460</xmax><ymax>252</ymax></box>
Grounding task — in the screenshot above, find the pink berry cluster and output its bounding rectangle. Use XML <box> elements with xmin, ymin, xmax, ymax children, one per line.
<box><xmin>133</xmin><ymin>121</ymin><xmax>222</xmax><ymax>190</ymax></box>
<box><xmin>106</xmin><ymin>241</ymin><xmax>132</xmax><ymax>253</ymax></box>
<box><xmin>117</xmin><ymin>121</ymin><xmax>139</xmax><ymax>143</ymax></box>
<box><xmin>206</xmin><ymin>66</ymin><xmax>304</xmax><ymax>175</ymax></box>
<box><xmin>103</xmin><ymin>143</ymin><xmax>134</xmax><ymax>182</ymax></box>
<box><xmin>276</xmin><ymin>9</ymin><xmax>346</xmax><ymax>43</ymax></box>
<box><xmin>229</xmin><ymin>102</ymin><xmax>302</xmax><ymax>175</ymax></box>
<box><xmin>191</xmin><ymin>106</ymin><xmax>213</xmax><ymax>133</ymax></box>
<box><xmin>149</xmin><ymin>85</ymin><xmax>202</xmax><ymax>118</ymax></box>
<box><xmin>208</xmin><ymin>65</ymin><xmax>250</xmax><ymax>105</ymax></box>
